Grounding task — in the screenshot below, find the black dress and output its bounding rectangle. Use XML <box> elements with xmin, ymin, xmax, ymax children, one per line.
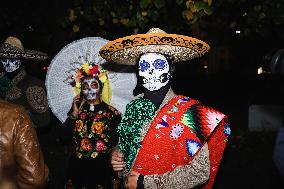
<box><xmin>62</xmin><ymin>102</ymin><xmax>121</xmax><ymax>189</ymax></box>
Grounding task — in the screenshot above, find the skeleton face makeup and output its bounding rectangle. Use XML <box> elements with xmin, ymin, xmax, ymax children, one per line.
<box><xmin>138</xmin><ymin>53</ymin><xmax>171</xmax><ymax>91</ymax></box>
<box><xmin>81</xmin><ymin>77</ymin><xmax>101</xmax><ymax>101</ymax></box>
<box><xmin>1</xmin><ymin>59</ymin><xmax>22</xmax><ymax>73</ymax></box>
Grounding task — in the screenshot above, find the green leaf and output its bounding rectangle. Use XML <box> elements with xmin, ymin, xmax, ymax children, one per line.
<box><xmin>194</xmin><ymin>1</ymin><xmax>208</xmax><ymax>12</ymax></box>
<box><xmin>140</xmin><ymin>0</ymin><xmax>151</xmax><ymax>9</ymax></box>
<box><xmin>153</xmin><ymin>0</ymin><xmax>166</xmax><ymax>9</ymax></box>
<box><xmin>176</xmin><ymin>0</ymin><xmax>184</xmax><ymax>6</ymax></box>
<box><xmin>203</xmin><ymin>6</ymin><xmax>213</xmax><ymax>15</ymax></box>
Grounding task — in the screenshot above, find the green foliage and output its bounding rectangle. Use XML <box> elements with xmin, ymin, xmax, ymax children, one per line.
<box><xmin>63</xmin><ymin>0</ymin><xmax>214</xmax><ymax>36</ymax></box>
<box><xmin>210</xmin><ymin>0</ymin><xmax>284</xmax><ymax>38</ymax></box>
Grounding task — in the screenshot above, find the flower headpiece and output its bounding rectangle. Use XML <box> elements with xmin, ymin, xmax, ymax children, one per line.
<box><xmin>65</xmin><ymin>61</ymin><xmax>111</xmax><ymax>104</ymax></box>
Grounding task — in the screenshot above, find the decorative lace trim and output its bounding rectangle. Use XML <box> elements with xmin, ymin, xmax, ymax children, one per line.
<box><xmin>144</xmin><ymin>143</ymin><xmax>210</xmax><ymax>189</ymax></box>
<box><xmin>26</xmin><ymin>86</ymin><xmax>48</xmax><ymax>113</ymax></box>
<box><xmin>12</xmin><ymin>69</ymin><xmax>26</xmax><ymax>85</ymax></box>
<box><xmin>5</xmin><ymin>86</ymin><xmax>21</xmax><ymax>100</ymax></box>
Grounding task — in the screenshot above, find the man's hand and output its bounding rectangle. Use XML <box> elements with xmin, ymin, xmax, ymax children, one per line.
<box><xmin>125</xmin><ymin>171</ymin><xmax>140</xmax><ymax>189</ymax></box>
<box><xmin>111</xmin><ymin>150</ymin><xmax>125</xmax><ymax>171</ymax></box>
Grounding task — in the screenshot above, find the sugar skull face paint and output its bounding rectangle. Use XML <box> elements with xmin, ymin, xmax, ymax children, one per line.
<box><xmin>138</xmin><ymin>53</ymin><xmax>171</xmax><ymax>91</ymax></box>
<box><xmin>81</xmin><ymin>77</ymin><xmax>101</xmax><ymax>100</ymax></box>
<box><xmin>1</xmin><ymin>59</ymin><xmax>22</xmax><ymax>73</ymax></box>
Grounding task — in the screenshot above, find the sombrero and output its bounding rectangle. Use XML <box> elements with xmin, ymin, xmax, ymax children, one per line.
<box><xmin>99</xmin><ymin>28</ymin><xmax>210</xmax><ymax>65</ymax></box>
<box><xmin>0</xmin><ymin>36</ymin><xmax>48</xmax><ymax>61</ymax></box>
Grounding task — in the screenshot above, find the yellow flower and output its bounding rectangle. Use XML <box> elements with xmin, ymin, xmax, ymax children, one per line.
<box><xmin>91</xmin><ymin>152</ymin><xmax>98</xmax><ymax>158</ymax></box>
<box><xmin>76</xmin><ymin>152</ymin><xmax>82</xmax><ymax>158</ymax></box>
<box><xmin>82</xmin><ymin>63</ymin><xmax>90</xmax><ymax>74</ymax></box>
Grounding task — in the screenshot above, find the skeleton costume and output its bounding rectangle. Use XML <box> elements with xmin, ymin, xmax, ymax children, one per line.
<box><xmin>0</xmin><ymin>36</ymin><xmax>50</xmax><ymax>128</ymax></box>
<box><xmin>62</xmin><ymin>63</ymin><xmax>122</xmax><ymax>189</ymax></box>
<box><xmin>46</xmin><ymin>37</ymin><xmax>138</xmax><ymax>189</ymax></box>
<box><xmin>100</xmin><ymin>28</ymin><xmax>231</xmax><ymax>189</ymax></box>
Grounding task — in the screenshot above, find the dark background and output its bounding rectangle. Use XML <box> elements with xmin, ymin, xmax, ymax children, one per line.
<box><xmin>1</xmin><ymin>0</ymin><xmax>283</xmax><ymax>188</ymax></box>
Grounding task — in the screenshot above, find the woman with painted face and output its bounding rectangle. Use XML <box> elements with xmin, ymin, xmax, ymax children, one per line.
<box><xmin>62</xmin><ymin>63</ymin><xmax>122</xmax><ymax>189</ymax></box>
<box><xmin>100</xmin><ymin>28</ymin><xmax>231</xmax><ymax>189</ymax></box>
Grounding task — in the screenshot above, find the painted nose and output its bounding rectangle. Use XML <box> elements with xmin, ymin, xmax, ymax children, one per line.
<box><xmin>149</xmin><ymin>69</ymin><xmax>154</xmax><ymax>74</ymax></box>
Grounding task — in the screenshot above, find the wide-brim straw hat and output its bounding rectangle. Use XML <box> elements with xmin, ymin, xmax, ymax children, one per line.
<box><xmin>100</xmin><ymin>28</ymin><xmax>210</xmax><ymax>65</ymax></box>
<box><xmin>0</xmin><ymin>36</ymin><xmax>48</xmax><ymax>61</ymax></box>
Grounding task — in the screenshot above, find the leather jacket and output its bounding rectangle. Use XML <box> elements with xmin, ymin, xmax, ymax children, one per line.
<box><xmin>0</xmin><ymin>100</ymin><xmax>49</xmax><ymax>188</ymax></box>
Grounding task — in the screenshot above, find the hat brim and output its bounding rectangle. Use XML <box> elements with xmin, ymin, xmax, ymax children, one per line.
<box><xmin>100</xmin><ymin>33</ymin><xmax>210</xmax><ymax>65</ymax></box>
<box><xmin>0</xmin><ymin>44</ymin><xmax>48</xmax><ymax>61</ymax></box>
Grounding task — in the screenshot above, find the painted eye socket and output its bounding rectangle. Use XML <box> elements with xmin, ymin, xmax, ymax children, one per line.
<box><xmin>153</xmin><ymin>59</ymin><xmax>166</xmax><ymax>70</ymax></box>
<box><xmin>82</xmin><ymin>82</ymin><xmax>89</xmax><ymax>90</ymax></box>
<box><xmin>91</xmin><ymin>81</ymin><xmax>98</xmax><ymax>89</ymax></box>
<box><xmin>138</xmin><ymin>60</ymin><xmax>150</xmax><ymax>72</ymax></box>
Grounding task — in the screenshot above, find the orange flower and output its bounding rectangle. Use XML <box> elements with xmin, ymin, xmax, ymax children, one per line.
<box><xmin>91</xmin><ymin>122</ymin><xmax>104</xmax><ymax>134</ymax></box>
<box><xmin>74</xmin><ymin>120</ymin><xmax>83</xmax><ymax>132</ymax></box>
<box><xmin>80</xmin><ymin>138</ymin><xmax>93</xmax><ymax>151</ymax></box>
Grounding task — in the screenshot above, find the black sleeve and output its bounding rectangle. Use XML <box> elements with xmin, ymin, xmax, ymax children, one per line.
<box><xmin>137</xmin><ymin>175</ymin><xmax>144</xmax><ymax>189</ymax></box>
<box><xmin>110</xmin><ymin>113</ymin><xmax>122</xmax><ymax>148</ymax></box>
<box><xmin>59</xmin><ymin>115</ymin><xmax>74</xmax><ymax>144</ymax></box>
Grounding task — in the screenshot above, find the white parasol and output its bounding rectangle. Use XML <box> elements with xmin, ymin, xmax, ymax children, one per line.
<box><xmin>45</xmin><ymin>37</ymin><xmax>137</xmax><ymax>123</ymax></box>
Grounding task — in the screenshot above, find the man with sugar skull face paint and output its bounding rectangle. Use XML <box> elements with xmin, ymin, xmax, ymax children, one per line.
<box><xmin>138</xmin><ymin>53</ymin><xmax>171</xmax><ymax>92</ymax></box>
<box><xmin>100</xmin><ymin>28</ymin><xmax>231</xmax><ymax>189</ymax></box>
<box><xmin>0</xmin><ymin>36</ymin><xmax>50</xmax><ymax>129</ymax></box>
<box><xmin>61</xmin><ymin>63</ymin><xmax>122</xmax><ymax>189</ymax></box>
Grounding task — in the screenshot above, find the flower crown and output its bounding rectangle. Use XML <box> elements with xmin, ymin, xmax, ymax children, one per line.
<box><xmin>68</xmin><ymin>63</ymin><xmax>108</xmax><ymax>95</ymax></box>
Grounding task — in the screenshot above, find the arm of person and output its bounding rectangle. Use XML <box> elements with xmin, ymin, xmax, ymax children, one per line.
<box><xmin>110</xmin><ymin>111</ymin><xmax>122</xmax><ymax>148</ymax></box>
<box><xmin>14</xmin><ymin>106</ymin><xmax>49</xmax><ymax>189</ymax></box>
<box><xmin>26</xmin><ymin>85</ymin><xmax>50</xmax><ymax>128</ymax></box>
<box><xmin>140</xmin><ymin>143</ymin><xmax>210</xmax><ymax>189</ymax></box>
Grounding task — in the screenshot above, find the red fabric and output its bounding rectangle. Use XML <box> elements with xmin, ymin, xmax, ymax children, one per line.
<box><xmin>201</xmin><ymin>119</ymin><xmax>228</xmax><ymax>189</ymax></box>
<box><xmin>133</xmin><ymin>95</ymin><xmax>229</xmax><ymax>188</ymax></box>
<box><xmin>133</xmin><ymin>96</ymin><xmax>199</xmax><ymax>174</ymax></box>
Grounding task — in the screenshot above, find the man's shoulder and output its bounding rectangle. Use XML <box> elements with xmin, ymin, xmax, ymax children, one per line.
<box><xmin>175</xmin><ymin>95</ymin><xmax>226</xmax><ymax>116</ymax></box>
<box><xmin>0</xmin><ymin>100</ymin><xmax>27</xmax><ymax>119</ymax></box>
<box><xmin>0</xmin><ymin>100</ymin><xmax>24</xmax><ymax>111</ymax></box>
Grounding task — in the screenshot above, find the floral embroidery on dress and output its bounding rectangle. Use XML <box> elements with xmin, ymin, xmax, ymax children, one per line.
<box><xmin>73</xmin><ymin>104</ymin><xmax>117</xmax><ymax>158</ymax></box>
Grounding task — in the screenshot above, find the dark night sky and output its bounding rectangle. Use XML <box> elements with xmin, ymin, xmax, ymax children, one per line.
<box><xmin>1</xmin><ymin>0</ymin><xmax>283</xmax><ymax>106</ymax></box>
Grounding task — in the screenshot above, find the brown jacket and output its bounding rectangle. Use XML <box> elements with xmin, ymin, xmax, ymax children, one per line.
<box><xmin>0</xmin><ymin>100</ymin><xmax>49</xmax><ymax>188</ymax></box>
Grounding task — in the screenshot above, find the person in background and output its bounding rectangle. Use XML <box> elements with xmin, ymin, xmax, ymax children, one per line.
<box><xmin>0</xmin><ymin>100</ymin><xmax>49</xmax><ymax>188</ymax></box>
<box><xmin>0</xmin><ymin>36</ymin><xmax>50</xmax><ymax>129</ymax></box>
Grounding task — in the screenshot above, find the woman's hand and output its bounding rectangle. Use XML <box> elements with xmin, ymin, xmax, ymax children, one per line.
<box><xmin>71</xmin><ymin>94</ymin><xmax>84</xmax><ymax>117</ymax></box>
